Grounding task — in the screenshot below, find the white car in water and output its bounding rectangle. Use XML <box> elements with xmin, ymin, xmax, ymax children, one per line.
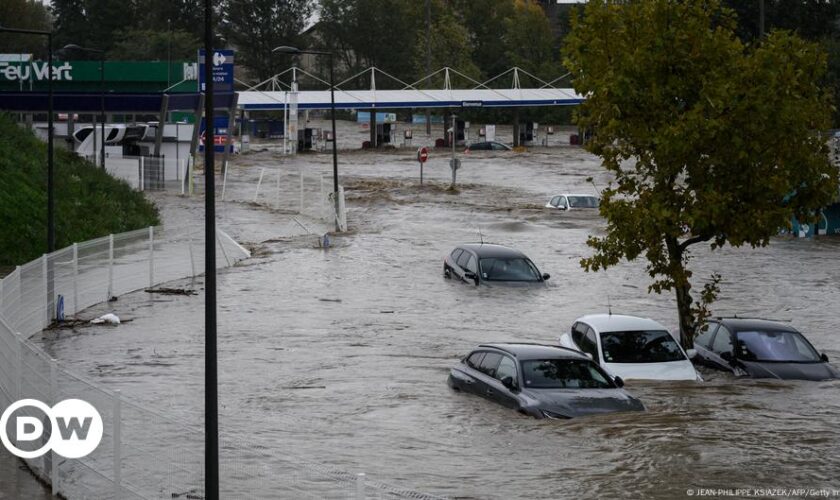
<box><xmin>545</xmin><ymin>194</ymin><xmax>600</xmax><ymax>211</ymax></box>
<box><xmin>558</xmin><ymin>314</ymin><xmax>702</xmax><ymax>381</ymax></box>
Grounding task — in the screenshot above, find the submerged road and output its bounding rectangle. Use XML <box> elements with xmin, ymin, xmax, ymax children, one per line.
<box><xmin>34</xmin><ymin>133</ymin><xmax>840</xmax><ymax>498</ymax></box>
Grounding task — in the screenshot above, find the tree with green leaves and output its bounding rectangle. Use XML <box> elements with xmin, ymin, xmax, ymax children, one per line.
<box><xmin>220</xmin><ymin>0</ymin><xmax>313</xmax><ymax>82</ymax></box>
<box><xmin>564</xmin><ymin>0</ymin><xmax>839</xmax><ymax>347</ymax></box>
<box><xmin>0</xmin><ymin>0</ymin><xmax>51</xmax><ymax>56</ymax></box>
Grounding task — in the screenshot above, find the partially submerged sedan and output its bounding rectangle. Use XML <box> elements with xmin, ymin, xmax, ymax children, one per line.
<box><xmin>448</xmin><ymin>343</ymin><xmax>645</xmax><ymax>419</ymax></box>
<box><xmin>559</xmin><ymin>314</ymin><xmax>701</xmax><ymax>381</ymax></box>
<box><xmin>545</xmin><ymin>194</ymin><xmax>600</xmax><ymax>211</ymax></box>
<box><xmin>694</xmin><ymin>318</ymin><xmax>839</xmax><ymax>380</ymax></box>
<box><xmin>443</xmin><ymin>243</ymin><xmax>550</xmax><ymax>287</ymax></box>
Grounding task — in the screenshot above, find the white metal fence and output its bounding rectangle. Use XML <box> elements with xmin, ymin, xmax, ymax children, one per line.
<box><xmin>0</xmin><ymin>227</ymin><xmax>441</xmax><ymax>499</ymax></box>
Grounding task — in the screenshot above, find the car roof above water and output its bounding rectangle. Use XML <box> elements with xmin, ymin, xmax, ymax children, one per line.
<box><xmin>457</xmin><ymin>243</ymin><xmax>527</xmax><ymax>259</ymax></box>
<box><xmin>478</xmin><ymin>343</ymin><xmax>588</xmax><ymax>361</ymax></box>
<box><xmin>713</xmin><ymin>317</ymin><xmax>798</xmax><ymax>332</ymax></box>
<box><xmin>576</xmin><ymin>314</ymin><xmax>667</xmax><ymax>333</ymax></box>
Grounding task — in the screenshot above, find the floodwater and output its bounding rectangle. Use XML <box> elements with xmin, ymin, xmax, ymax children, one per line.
<box><xmin>35</xmin><ymin>125</ymin><xmax>840</xmax><ymax>499</ymax></box>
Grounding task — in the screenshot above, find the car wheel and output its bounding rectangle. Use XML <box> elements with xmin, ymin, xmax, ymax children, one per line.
<box><xmin>443</xmin><ymin>264</ymin><xmax>451</xmax><ymax>279</ymax></box>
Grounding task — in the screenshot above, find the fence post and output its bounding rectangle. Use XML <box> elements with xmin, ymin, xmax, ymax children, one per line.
<box><xmin>299</xmin><ymin>168</ymin><xmax>304</xmax><ymax>214</ymax></box>
<box><xmin>188</xmin><ymin>231</ymin><xmax>196</xmax><ymax>280</ymax></box>
<box><xmin>148</xmin><ymin>227</ymin><xmax>154</xmax><ymax>288</ymax></box>
<box><xmin>356</xmin><ymin>473</ymin><xmax>366</xmax><ymax>500</ymax></box>
<box><xmin>140</xmin><ymin>156</ymin><xmax>145</xmax><ymax>191</ymax></box>
<box><xmin>72</xmin><ymin>243</ymin><xmax>79</xmax><ymax>315</ymax></box>
<box><xmin>217</xmin><ymin>233</ymin><xmax>231</xmax><ymax>268</ymax></box>
<box><xmin>254</xmin><ymin>168</ymin><xmax>265</xmax><ymax>203</ymax></box>
<box><xmin>50</xmin><ymin>358</ymin><xmax>58</xmax><ymax>495</ymax></box>
<box><xmin>42</xmin><ymin>254</ymin><xmax>49</xmax><ymax>327</ymax></box>
<box><xmin>113</xmin><ymin>389</ymin><xmax>122</xmax><ymax>499</ymax></box>
<box><xmin>107</xmin><ymin>234</ymin><xmax>114</xmax><ymax>301</ymax></box>
<box><xmin>15</xmin><ymin>332</ymin><xmax>23</xmax><ymax>400</ymax></box>
<box><xmin>275</xmin><ymin>170</ymin><xmax>281</xmax><ymax>210</ymax></box>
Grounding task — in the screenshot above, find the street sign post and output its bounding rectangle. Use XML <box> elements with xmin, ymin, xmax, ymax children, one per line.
<box><xmin>198</xmin><ymin>49</ymin><xmax>234</xmax><ymax>93</ymax></box>
<box><xmin>417</xmin><ymin>146</ymin><xmax>429</xmax><ymax>184</ymax></box>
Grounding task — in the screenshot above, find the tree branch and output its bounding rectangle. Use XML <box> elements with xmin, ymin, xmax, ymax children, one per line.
<box><xmin>678</xmin><ymin>234</ymin><xmax>712</xmax><ymax>252</ymax></box>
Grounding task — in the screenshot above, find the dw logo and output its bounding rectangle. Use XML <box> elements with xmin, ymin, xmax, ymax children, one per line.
<box><xmin>0</xmin><ymin>399</ymin><xmax>103</xmax><ymax>459</ymax></box>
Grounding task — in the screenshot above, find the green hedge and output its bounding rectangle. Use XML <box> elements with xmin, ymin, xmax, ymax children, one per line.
<box><xmin>0</xmin><ymin>113</ymin><xmax>160</xmax><ymax>266</ymax></box>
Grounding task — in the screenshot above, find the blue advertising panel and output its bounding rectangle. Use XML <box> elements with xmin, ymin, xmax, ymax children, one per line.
<box><xmin>198</xmin><ymin>116</ymin><xmax>237</xmax><ymax>153</ymax></box>
<box><xmin>197</xmin><ymin>49</ymin><xmax>235</xmax><ymax>92</ymax></box>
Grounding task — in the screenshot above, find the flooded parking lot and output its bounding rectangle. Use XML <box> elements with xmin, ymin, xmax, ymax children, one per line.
<box><xmin>35</xmin><ymin>134</ymin><xmax>840</xmax><ymax>498</ymax></box>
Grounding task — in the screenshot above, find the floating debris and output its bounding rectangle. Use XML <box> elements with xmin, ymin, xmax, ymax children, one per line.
<box><xmin>145</xmin><ymin>287</ymin><xmax>198</xmax><ymax>296</ymax></box>
<box><xmin>90</xmin><ymin>313</ymin><xmax>120</xmax><ymax>325</ymax></box>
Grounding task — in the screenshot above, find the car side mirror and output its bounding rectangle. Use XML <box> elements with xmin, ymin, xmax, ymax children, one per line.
<box><xmin>542</xmin><ymin>273</ymin><xmax>550</xmax><ymax>281</ymax></box>
<box><xmin>821</xmin><ymin>353</ymin><xmax>829</xmax><ymax>363</ymax></box>
<box><xmin>613</xmin><ymin>376</ymin><xmax>624</xmax><ymax>388</ymax></box>
<box><xmin>464</xmin><ymin>271</ymin><xmax>477</xmax><ymax>280</ymax></box>
<box><xmin>501</xmin><ymin>376</ymin><xmax>517</xmax><ymax>391</ymax></box>
<box><xmin>686</xmin><ymin>348</ymin><xmax>697</xmax><ymax>359</ymax></box>
<box><xmin>584</xmin><ymin>352</ymin><xmax>593</xmax><ymax>361</ymax></box>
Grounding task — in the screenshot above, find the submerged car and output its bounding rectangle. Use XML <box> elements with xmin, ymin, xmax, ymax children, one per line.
<box><xmin>448</xmin><ymin>343</ymin><xmax>645</xmax><ymax>419</ymax></box>
<box><xmin>693</xmin><ymin>318</ymin><xmax>839</xmax><ymax>381</ymax></box>
<box><xmin>443</xmin><ymin>243</ymin><xmax>550</xmax><ymax>287</ymax></box>
<box><xmin>465</xmin><ymin>141</ymin><xmax>512</xmax><ymax>152</ymax></box>
<box><xmin>545</xmin><ymin>194</ymin><xmax>600</xmax><ymax>211</ymax></box>
<box><xmin>559</xmin><ymin>314</ymin><xmax>701</xmax><ymax>381</ymax></box>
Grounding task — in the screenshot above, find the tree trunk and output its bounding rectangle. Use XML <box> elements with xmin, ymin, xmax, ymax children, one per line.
<box><xmin>666</xmin><ymin>236</ymin><xmax>695</xmax><ymax>348</ymax></box>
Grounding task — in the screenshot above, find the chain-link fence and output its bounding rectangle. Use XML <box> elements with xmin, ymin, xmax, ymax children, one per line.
<box><xmin>0</xmin><ymin>226</ymin><xmax>442</xmax><ymax>499</ymax></box>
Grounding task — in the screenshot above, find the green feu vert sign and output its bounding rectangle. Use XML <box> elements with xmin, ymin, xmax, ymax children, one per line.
<box><xmin>0</xmin><ymin>59</ymin><xmax>199</xmax><ymax>92</ymax></box>
<box><xmin>0</xmin><ymin>61</ymin><xmax>73</xmax><ymax>81</ymax></box>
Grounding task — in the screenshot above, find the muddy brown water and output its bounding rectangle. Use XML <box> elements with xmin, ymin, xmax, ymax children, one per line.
<box><xmin>34</xmin><ymin>140</ymin><xmax>840</xmax><ymax>499</ymax></box>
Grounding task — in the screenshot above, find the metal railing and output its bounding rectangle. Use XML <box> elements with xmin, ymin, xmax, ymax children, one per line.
<box><xmin>0</xmin><ymin>226</ymin><xmax>442</xmax><ymax>499</ymax></box>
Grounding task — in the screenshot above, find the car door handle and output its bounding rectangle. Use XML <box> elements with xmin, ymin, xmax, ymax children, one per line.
<box><xmin>485</xmin><ymin>389</ymin><xmax>494</xmax><ymax>395</ymax></box>
<box><xmin>463</xmin><ymin>379</ymin><xmax>474</xmax><ymax>385</ymax></box>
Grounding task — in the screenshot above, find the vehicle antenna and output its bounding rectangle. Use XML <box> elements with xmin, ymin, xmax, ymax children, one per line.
<box><xmin>587</xmin><ymin>176</ymin><xmax>602</xmax><ymax>196</ymax></box>
<box><xmin>607</xmin><ymin>293</ymin><xmax>612</xmax><ymax>316</ymax></box>
<box><xmin>478</xmin><ymin>225</ymin><xmax>484</xmax><ymax>244</ymax></box>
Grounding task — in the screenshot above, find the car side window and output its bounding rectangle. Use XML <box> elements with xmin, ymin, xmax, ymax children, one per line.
<box><xmin>478</xmin><ymin>352</ymin><xmax>503</xmax><ymax>378</ymax></box>
<box><xmin>450</xmin><ymin>249</ymin><xmax>463</xmax><ymax>262</ymax></box>
<box><xmin>491</xmin><ymin>142</ymin><xmax>505</xmax><ymax>150</ymax></box>
<box><xmin>496</xmin><ymin>356</ymin><xmax>517</xmax><ymax>382</ymax></box>
<box><xmin>580</xmin><ymin>327</ymin><xmax>599</xmax><ymax>361</ymax></box>
<box><xmin>695</xmin><ymin>323</ymin><xmax>718</xmax><ymax>348</ymax></box>
<box><xmin>550</xmin><ymin>196</ymin><xmax>561</xmax><ymax>207</ymax></box>
<box><xmin>466</xmin><ymin>351</ymin><xmax>485</xmax><ymax>369</ymax></box>
<box><xmin>557</xmin><ymin>196</ymin><xmax>568</xmax><ymax>209</ymax></box>
<box><xmin>572</xmin><ymin>322</ymin><xmax>587</xmax><ymax>347</ymax></box>
<box><xmin>712</xmin><ymin>326</ymin><xmax>733</xmax><ymax>354</ymax></box>
<box><xmin>465</xmin><ymin>254</ymin><xmax>478</xmax><ymax>274</ymax></box>
<box><xmin>456</xmin><ymin>251</ymin><xmax>471</xmax><ymax>270</ymax></box>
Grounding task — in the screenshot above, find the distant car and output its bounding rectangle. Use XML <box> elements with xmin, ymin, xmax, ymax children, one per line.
<box><xmin>465</xmin><ymin>141</ymin><xmax>512</xmax><ymax>152</ymax></box>
<box><xmin>448</xmin><ymin>343</ymin><xmax>645</xmax><ymax>419</ymax></box>
<box><xmin>443</xmin><ymin>243</ymin><xmax>550</xmax><ymax>286</ymax></box>
<box><xmin>693</xmin><ymin>318</ymin><xmax>839</xmax><ymax>380</ymax></box>
<box><xmin>545</xmin><ymin>194</ymin><xmax>600</xmax><ymax>210</ymax></box>
<box><xmin>559</xmin><ymin>314</ymin><xmax>701</xmax><ymax>381</ymax></box>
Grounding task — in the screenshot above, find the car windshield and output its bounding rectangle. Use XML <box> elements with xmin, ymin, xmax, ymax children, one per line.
<box><xmin>521</xmin><ymin>359</ymin><xmax>614</xmax><ymax>389</ymax></box>
<box><xmin>600</xmin><ymin>330</ymin><xmax>686</xmax><ymax>363</ymax></box>
<box><xmin>479</xmin><ymin>257</ymin><xmax>541</xmax><ymax>282</ymax></box>
<box><xmin>735</xmin><ymin>330</ymin><xmax>821</xmax><ymax>362</ymax></box>
<box><xmin>567</xmin><ymin>196</ymin><xmax>599</xmax><ymax>208</ymax></box>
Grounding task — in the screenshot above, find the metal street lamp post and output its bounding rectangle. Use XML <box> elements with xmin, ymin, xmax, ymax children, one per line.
<box><xmin>272</xmin><ymin>45</ymin><xmax>341</xmax><ymax>232</ymax></box>
<box><xmin>62</xmin><ymin>45</ymin><xmax>105</xmax><ymax>169</ymax></box>
<box><xmin>1</xmin><ymin>26</ymin><xmax>55</xmax><ymax>253</ymax></box>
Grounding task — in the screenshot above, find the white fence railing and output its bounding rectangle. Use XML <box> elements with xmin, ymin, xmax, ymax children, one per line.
<box><xmin>0</xmin><ymin>227</ymin><xmax>441</xmax><ymax>499</ymax></box>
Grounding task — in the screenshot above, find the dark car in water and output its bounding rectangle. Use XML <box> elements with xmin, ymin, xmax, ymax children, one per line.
<box><xmin>443</xmin><ymin>243</ymin><xmax>550</xmax><ymax>287</ymax></box>
<box><xmin>465</xmin><ymin>141</ymin><xmax>512</xmax><ymax>152</ymax></box>
<box><xmin>693</xmin><ymin>318</ymin><xmax>839</xmax><ymax>381</ymax></box>
<box><xmin>448</xmin><ymin>343</ymin><xmax>645</xmax><ymax>419</ymax></box>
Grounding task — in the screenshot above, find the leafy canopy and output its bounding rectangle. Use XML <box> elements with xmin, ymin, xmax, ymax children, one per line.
<box><xmin>563</xmin><ymin>0</ymin><xmax>839</xmax><ymax>343</ymax></box>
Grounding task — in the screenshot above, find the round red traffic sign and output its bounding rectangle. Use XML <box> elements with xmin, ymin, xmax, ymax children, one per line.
<box><xmin>417</xmin><ymin>147</ymin><xmax>429</xmax><ymax>163</ymax></box>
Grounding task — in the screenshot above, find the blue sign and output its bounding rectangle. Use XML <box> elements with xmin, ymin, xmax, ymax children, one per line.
<box><xmin>198</xmin><ymin>49</ymin><xmax>235</xmax><ymax>92</ymax></box>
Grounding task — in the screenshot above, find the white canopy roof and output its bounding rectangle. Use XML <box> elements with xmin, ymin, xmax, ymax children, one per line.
<box><xmin>237</xmin><ymin>87</ymin><xmax>583</xmax><ymax>111</ymax></box>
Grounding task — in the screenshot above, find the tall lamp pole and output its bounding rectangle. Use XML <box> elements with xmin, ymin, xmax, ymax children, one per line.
<box><xmin>63</xmin><ymin>45</ymin><xmax>105</xmax><ymax>169</ymax></box>
<box><xmin>203</xmin><ymin>0</ymin><xmax>219</xmax><ymax>498</ymax></box>
<box><xmin>1</xmin><ymin>26</ymin><xmax>54</xmax><ymax>253</ymax></box>
<box><xmin>273</xmin><ymin>46</ymin><xmax>341</xmax><ymax>232</ymax></box>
